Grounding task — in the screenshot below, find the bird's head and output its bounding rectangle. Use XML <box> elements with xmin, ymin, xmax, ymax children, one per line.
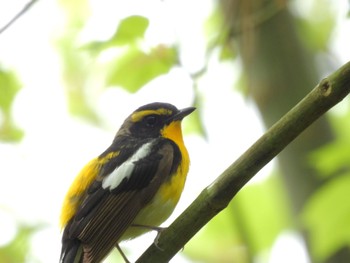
<box><xmin>116</xmin><ymin>102</ymin><xmax>195</xmax><ymax>140</ymax></box>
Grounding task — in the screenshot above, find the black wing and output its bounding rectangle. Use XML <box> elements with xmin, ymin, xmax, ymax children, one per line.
<box><xmin>61</xmin><ymin>138</ymin><xmax>177</xmax><ymax>263</ymax></box>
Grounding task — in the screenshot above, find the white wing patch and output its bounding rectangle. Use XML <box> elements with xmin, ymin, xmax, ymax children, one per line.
<box><xmin>102</xmin><ymin>141</ymin><xmax>154</xmax><ymax>190</ymax></box>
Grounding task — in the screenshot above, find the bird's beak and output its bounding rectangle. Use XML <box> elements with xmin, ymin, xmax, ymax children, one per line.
<box><xmin>170</xmin><ymin>107</ymin><xmax>196</xmax><ymax>122</ymax></box>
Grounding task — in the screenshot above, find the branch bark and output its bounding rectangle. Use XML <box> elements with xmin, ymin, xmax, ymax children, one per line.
<box><xmin>135</xmin><ymin>61</ymin><xmax>350</xmax><ymax>263</ymax></box>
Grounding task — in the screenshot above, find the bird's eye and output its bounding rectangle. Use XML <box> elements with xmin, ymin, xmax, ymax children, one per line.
<box><xmin>144</xmin><ymin>115</ymin><xmax>158</xmax><ymax>127</ymax></box>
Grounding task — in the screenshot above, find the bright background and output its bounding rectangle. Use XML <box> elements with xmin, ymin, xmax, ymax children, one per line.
<box><xmin>0</xmin><ymin>0</ymin><xmax>350</xmax><ymax>262</ymax></box>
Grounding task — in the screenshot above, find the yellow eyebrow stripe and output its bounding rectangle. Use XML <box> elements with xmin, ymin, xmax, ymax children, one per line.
<box><xmin>131</xmin><ymin>108</ymin><xmax>173</xmax><ymax>122</ymax></box>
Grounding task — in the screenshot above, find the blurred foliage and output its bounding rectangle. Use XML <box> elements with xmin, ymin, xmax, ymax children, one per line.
<box><xmin>185</xmin><ymin>90</ymin><xmax>207</xmax><ymax>137</ymax></box>
<box><xmin>58</xmin><ymin>13</ymin><xmax>179</xmax><ymax>122</ymax></box>
<box><xmin>85</xmin><ymin>15</ymin><xmax>178</xmax><ymax>93</ymax></box>
<box><xmin>0</xmin><ymin>225</ymin><xmax>36</xmax><ymax>263</ymax></box>
<box><xmin>204</xmin><ymin>5</ymin><xmax>237</xmax><ymax>61</ymax></box>
<box><xmin>56</xmin><ymin>0</ymin><xmax>100</xmax><ymax>123</ymax></box>
<box><xmin>185</xmin><ymin>204</ymin><xmax>247</xmax><ymax>263</ymax></box>
<box><xmin>185</xmin><ymin>174</ymin><xmax>291</xmax><ymax>262</ymax></box>
<box><xmin>85</xmin><ymin>16</ymin><xmax>149</xmax><ymax>51</ymax></box>
<box><xmin>59</xmin><ymin>0</ymin><xmax>90</xmax><ymax>26</ymax></box>
<box><xmin>57</xmin><ymin>9</ymin><xmax>205</xmax><ymax>136</ymax></box>
<box><xmin>57</xmin><ymin>35</ymin><xmax>100</xmax><ymax>123</ymax></box>
<box><xmin>234</xmin><ymin>175</ymin><xmax>291</xmax><ymax>254</ymax></box>
<box><xmin>105</xmin><ymin>44</ymin><xmax>177</xmax><ymax>92</ymax></box>
<box><xmin>303</xmin><ymin>110</ymin><xmax>350</xmax><ymax>261</ymax></box>
<box><xmin>185</xmin><ymin>0</ymin><xmax>350</xmax><ymax>262</ymax></box>
<box><xmin>294</xmin><ymin>1</ymin><xmax>336</xmax><ymax>52</ymax></box>
<box><xmin>0</xmin><ymin>210</ymin><xmax>41</xmax><ymax>263</ymax></box>
<box><xmin>309</xmin><ymin>111</ymin><xmax>350</xmax><ymax>178</ymax></box>
<box><xmin>302</xmin><ymin>174</ymin><xmax>350</xmax><ymax>262</ymax></box>
<box><xmin>0</xmin><ymin>0</ymin><xmax>350</xmax><ymax>262</ymax></box>
<box><xmin>0</xmin><ymin>68</ymin><xmax>23</xmax><ymax>141</ymax></box>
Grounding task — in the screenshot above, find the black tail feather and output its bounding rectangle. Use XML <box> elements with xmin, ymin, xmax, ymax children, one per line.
<box><xmin>60</xmin><ymin>227</ymin><xmax>83</xmax><ymax>263</ymax></box>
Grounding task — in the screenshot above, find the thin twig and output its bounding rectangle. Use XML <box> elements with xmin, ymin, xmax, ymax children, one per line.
<box><xmin>0</xmin><ymin>0</ymin><xmax>39</xmax><ymax>35</ymax></box>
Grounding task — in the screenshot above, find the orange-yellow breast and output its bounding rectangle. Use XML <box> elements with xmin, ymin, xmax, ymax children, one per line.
<box><xmin>122</xmin><ymin>120</ymin><xmax>190</xmax><ymax>240</ymax></box>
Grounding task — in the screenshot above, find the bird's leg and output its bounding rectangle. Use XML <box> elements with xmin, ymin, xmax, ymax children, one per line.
<box><xmin>116</xmin><ymin>244</ymin><xmax>130</xmax><ymax>263</ymax></box>
<box><xmin>130</xmin><ymin>224</ymin><xmax>166</xmax><ymax>250</ymax></box>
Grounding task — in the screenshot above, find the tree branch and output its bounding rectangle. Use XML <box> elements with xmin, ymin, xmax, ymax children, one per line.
<box><xmin>135</xmin><ymin>61</ymin><xmax>350</xmax><ymax>263</ymax></box>
<box><xmin>0</xmin><ymin>0</ymin><xmax>38</xmax><ymax>35</ymax></box>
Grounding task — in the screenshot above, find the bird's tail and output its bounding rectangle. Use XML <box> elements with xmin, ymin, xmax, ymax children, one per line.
<box><xmin>60</xmin><ymin>235</ymin><xmax>83</xmax><ymax>263</ymax></box>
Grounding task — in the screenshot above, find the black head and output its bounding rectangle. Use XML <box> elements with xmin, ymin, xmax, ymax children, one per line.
<box><xmin>117</xmin><ymin>102</ymin><xmax>195</xmax><ymax>139</ymax></box>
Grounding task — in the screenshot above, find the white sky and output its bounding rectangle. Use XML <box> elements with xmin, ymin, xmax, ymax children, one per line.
<box><xmin>0</xmin><ymin>0</ymin><xmax>349</xmax><ymax>262</ymax></box>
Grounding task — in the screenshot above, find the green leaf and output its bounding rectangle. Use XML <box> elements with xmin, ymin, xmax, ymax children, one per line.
<box><xmin>106</xmin><ymin>45</ymin><xmax>177</xmax><ymax>92</ymax></box>
<box><xmin>219</xmin><ymin>42</ymin><xmax>236</xmax><ymax>61</ymax></box>
<box><xmin>0</xmin><ymin>122</ymin><xmax>24</xmax><ymax>142</ymax></box>
<box><xmin>302</xmin><ymin>174</ymin><xmax>350</xmax><ymax>261</ymax></box>
<box><xmin>0</xmin><ymin>69</ymin><xmax>21</xmax><ymax>114</ymax></box>
<box><xmin>84</xmin><ymin>16</ymin><xmax>149</xmax><ymax>53</ymax></box>
<box><xmin>0</xmin><ymin>69</ymin><xmax>23</xmax><ymax>141</ymax></box>
<box><xmin>309</xmin><ymin>112</ymin><xmax>350</xmax><ymax>178</ymax></box>
<box><xmin>309</xmin><ymin>140</ymin><xmax>350</xmax><ymax>178</ymax></box>
<box><xmin>112</xmin><ymin>16</ymin><xmax>149</xmax><ymax>46</ymax></box>
<box><xmin>0</xmin><ymin>223</ymin><xmax>41</xmax><ymax>263</ymax></box>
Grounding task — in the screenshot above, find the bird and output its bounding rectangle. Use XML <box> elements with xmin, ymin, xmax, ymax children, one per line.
<box><xmin>59</xmin><ymin>102</ymin><xmax>195</xmax><ymax>263</ymax></box>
